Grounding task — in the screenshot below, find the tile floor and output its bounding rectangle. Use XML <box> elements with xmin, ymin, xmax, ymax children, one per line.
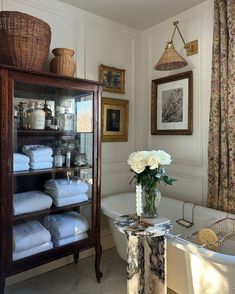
<box><xmin>6</xmin><ymin>248</ymin><xmax>176</xmax><ymax>294</ymax></box>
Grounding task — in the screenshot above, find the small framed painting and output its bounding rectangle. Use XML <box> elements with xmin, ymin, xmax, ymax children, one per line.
<box><xmin>99</xmin><ymin>64</ymin><xmax>125</xmax><ymax>94</ymax></box>
<box><xmin>102</xmin><ymin>98</ymin><xmax>129</xmax><ymax>142</ymax></box>
<box><xmin>151</xmin><ymin>71</ymin><xmax>193</xmax><ymax>135</ymax></box>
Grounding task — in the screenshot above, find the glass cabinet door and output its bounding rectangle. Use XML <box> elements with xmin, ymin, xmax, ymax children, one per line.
<box><xmin>12</xmin><ymin>81</ymin><xmax>94</xmax><ymax>261</ymax></box>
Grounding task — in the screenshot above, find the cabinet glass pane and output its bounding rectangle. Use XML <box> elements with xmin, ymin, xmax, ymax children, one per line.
<box><xmin>12</xmin><ymin>81</ymin><xmax>94</xmax><ymax>261</ymax></box>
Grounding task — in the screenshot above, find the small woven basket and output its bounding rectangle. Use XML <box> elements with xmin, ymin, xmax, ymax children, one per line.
<box><xmin>0</xmin><ymin>11</ymin><xmax>51</xmax><ymax>70</ymax></box>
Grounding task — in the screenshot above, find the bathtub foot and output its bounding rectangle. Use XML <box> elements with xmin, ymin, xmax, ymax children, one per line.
<box><xmin>95</xmin><ymin>242</ymin><xmax>103</xmax><ymax>283</ymax></box>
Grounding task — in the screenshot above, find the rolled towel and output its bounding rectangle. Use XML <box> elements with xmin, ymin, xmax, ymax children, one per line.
<box><xmin>13</xmin><ymin>221</ymin><xmax>51</xmax><ymax>252</ymax></box>
<box><xmin>22</xmin><ymin>145</ymin><xmax>53</xmax><ymax>161</ymax></box>
<box><xmin>30</xmin><ymin>161</ymin><xmax>53</xmax><ymax>170</ymax></box>
<box><xmin>44</xmin><ymin>212</ymin><xmax>88</xmax><ymax>240</ymax></box>
<box><xmin>13</xmin><ymin>153</ymin><xmax>30</xmax><ymax>164</ymax></box>
<box><xmin>13</xmin><ymin>163</ymin><xmax>29</xmax><ymax>172</ymax></box>
<box><xmin>13</xmin><ymin>242</ymin><xmax>53</xmax><ymax>261</ymax></box>
<box><xmin>44</xmin><ymin>179</ymin><xmax>89</xmax><ymax>198</ymax></box>
<box><xmin>30</xmin><ymin>155</ymin><xmax>53</xmax><ymax>164</ymax></box>
<box><xmin>51</xmin><ymin>194</ymin><xmax>89</xmax><ymax>207</ymax></box>
<box><xmin>53</xmin><ymin>232</ymin><xmax>88</xmax><ymax>247</ymax></box>
<box><xmin>14</xmin><ymin>191</ymin><xmax>53</xmax><ymax>216</ymax></box>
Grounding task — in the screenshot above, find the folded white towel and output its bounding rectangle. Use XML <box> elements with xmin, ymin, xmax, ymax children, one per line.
<box><xmin>30</xmin><ymin>155</ymin><xmax>53</xmax><ymax>164</ymax></box>
<box><xmin>30</xmin><ymin>162</ymin><xmax>53</xmax><ymax>170</ymax></box>
<box><xmin>13</xmin><ymin>221</ymin><xmax>51</xmax><ymax>252</ymax></box>
<box><xmin>22</xmin><ymin>145</ymin><xmax>53</xmax><ymax>161</ymax></box>
<box><xmin>44</xmin><ymin>212</ymin><xmax>88</xmax><ymax>240</ymax></box>
<box><xmin>13</xmin><ymin>242</ymin><xmax>53</xmax><ymax>261</ymax></box>
<box><xmin>14</xmin><ymin>191</ymin><xmax>53</xmax><ymax>216</ymax></box>
<box><xmin>51</xmin><ymin>194</ymin><xmax>89</xmax><ymax>207</ymax></box>
<box><xmin>44</xmin><ymin>179</ymin><xmax>89</xmax><ymax>198</ymax></box>
<box><xmin>14</xmin><ymin>153</ymin><xmax>30</xmax><ymax>164</ymax></box>
<box><xmin>13</xmin><ymin>163</ymin><xmax>29</xmax><ymax>172</ymax></box>
<box><xmin>53</xmin><ymin>232</ymin><xmax>88</xmax><ymax>247</ymax></box>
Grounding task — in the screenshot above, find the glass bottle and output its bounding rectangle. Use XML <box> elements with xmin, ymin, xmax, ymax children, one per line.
<box><xmin>42</xmin><ymin>100</ymin><xmax>52</xmax><ymax>129</ymax></box>
<box><xmin>25</xmin><ymin>102</ymin><xmax>35</xmax><ymax>129</ymax></box>
<box><xmin>13</xmin><ymin>106</ymin><xmax>18</xmax><ymax>129</ymax></box>
<box><xmin>18</xmin><ymin>101</ymin><xmax>27</xmax><ymax>129</ymax></box>
<box><xmin>63</xmin><ymin>108</ymin><xmax>74</xmax><ymax>131</ymax></box>
<box><xmin>33</xmin><ymin>102</ymin><xmax>45</xmax><ymax>130</ymax></box>
<box><xmin>56</xmin><ymin>106</ymin><xmax>65</xmax><ymax>131</ymax></box>
<box><xmin>54</xmin><ymin>148</ymin><xmax>63</xmax><ymax>167</ymax></box>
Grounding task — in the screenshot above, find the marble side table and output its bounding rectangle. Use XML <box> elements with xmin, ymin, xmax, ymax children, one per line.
<box><xmin>115</xmin><ymin>216</ymin><xmax>172</xmax><ymax>294</ymax></box>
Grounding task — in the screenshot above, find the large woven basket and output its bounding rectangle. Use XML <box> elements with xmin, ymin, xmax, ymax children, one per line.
<box><xmin>0</xmin><ymin>11</ymin><xmax>51</xmax><ymax>70</ymax></box>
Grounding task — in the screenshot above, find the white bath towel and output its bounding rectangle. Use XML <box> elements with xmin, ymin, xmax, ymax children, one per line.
<box><xmin>30</xmin><ymin>161</ymin><xmax>53</xmax><ymax>170</ymax></box>
<box><xmin>13</xmin><ymin>153</ymin><xmax>30</xmax><ymax>164</ymax></box>
<box><xmin>13</xmin><ymin>163</ymin><xmax>29</xmax><ymax>172</ymax></box>
<box><xmin>53</xmin><ymin>232</ymin><xmax>88</xmax><ymax>247</ymax></box>
<box><xmin>22</xmin><ymin>145</ymin><xmax>53</xmax><ymax>161</ymax></box>
<box><xmin>44</xmin><ymin>179</ymin><xmax>89</xmax><ymax>198</ymax></box>
<box><xmin>44</xmin><ymin>212</ymin><xmax>88</xmax><ymax>240</ymax></box>
<box><xmin>14</xmin><ymin>191</ymin><xmax>53</xmax><ymax>216</ymax></box>
<box><xmin>30</xmin><ymin>155</ymin><xmax>53</xmax><ymax>164</ymax></box>
<box><xmin>13</xmin><ymin>221</ymin><xmax>51</xmax><ymax>252</ymax></box>
<box><xmin>51</xmin><ymin>193</ymin><xmax>89</xmax><ymax>207</ymax></box>
<box><xmin>13</xmin><ymin>242</ymin><xmax>53</xmax><ymax>261</ymax></box>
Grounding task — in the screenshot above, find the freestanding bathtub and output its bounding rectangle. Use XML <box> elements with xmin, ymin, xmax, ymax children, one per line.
<box><xmin>101</xmin><ymin>193</ymin><xmax>235</xmax><ymax>294</ymax></box>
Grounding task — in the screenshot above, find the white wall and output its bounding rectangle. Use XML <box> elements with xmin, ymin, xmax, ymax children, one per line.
<box><xmin>143</xmin><ymin>0</ymin><xmax>213</xmax><ymax>206</ymax></box>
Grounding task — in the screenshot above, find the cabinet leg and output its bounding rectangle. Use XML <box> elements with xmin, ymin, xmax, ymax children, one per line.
<box><xmin>74</xmin><ymin>252</ymin><xmax>79</xmax><ymax>264</ymax></box>
<box><xmin>0</xmin><ymin>275</ymin><xmax>5</xmax><ymax>294</ymax></box>
<box><xmin>95</xmin><ymin>242</ymin><xmax>103</xmax><ymax>283</ymax></box>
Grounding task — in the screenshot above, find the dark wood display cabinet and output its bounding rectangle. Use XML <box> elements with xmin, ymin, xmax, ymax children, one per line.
<box><xmin>0</xmin><ymin>65</ymin><xmax>103</xmax><ymax>293</ymax></box>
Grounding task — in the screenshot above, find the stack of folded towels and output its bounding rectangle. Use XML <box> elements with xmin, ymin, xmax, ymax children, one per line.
<box><xmin>13</xmin><ymin>190</ymin><xmax>53</xmax><ymax>216</ymax></box>
<box><xmin>13</xmin><ymin>221</ymin><xmax>53</xmax><ymax>260</ymax></box>
<box><xmin>22</xmin><ymin>145</ymin><xmax>53</xmax><ymax>170</ymax></box>
<box><xmin>44</xmin><ymin>212</ymin><xmax>88</xmax><ymax>247</ymax></box>
<box><xmin>13</xmin><ymin>153</ymin><xmax>30</xmax><ymax>172</ymax></box>
<box><xmin>44</xmin><ymin>179</ymin><xmax>89</xmax><ymax>207</ymax></box>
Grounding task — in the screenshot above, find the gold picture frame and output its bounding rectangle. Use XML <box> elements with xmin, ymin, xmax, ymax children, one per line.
<box><xmin>99</xmin><ymin>64</ymin><xmax>125</xmax><ymax>93</ymax></box>
<box><xmin>102</xmin><ymin>98</ymin><xmax>129</xmax><ymax>142</ymax></box>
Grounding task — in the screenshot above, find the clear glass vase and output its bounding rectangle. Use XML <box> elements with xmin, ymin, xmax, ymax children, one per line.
<box><xmin>142</xmin><ymin>187</ymin><xmax>161</xmax><ymax>218</ymax></box>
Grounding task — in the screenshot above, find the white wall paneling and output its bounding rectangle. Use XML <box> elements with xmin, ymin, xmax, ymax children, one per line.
<box><xmin>143</xmin><ymin>0</ymin><xmax>213</xmax><ymax>205</ymax></box>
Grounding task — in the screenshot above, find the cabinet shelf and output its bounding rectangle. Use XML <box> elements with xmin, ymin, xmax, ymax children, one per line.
<box><xmin>14</xmin><ymin>165</ymin><xmax>92</xmax><ymax>176</ymax></box>
<box><xmin>13</xmin><ymin>200</ymin><xmax>92</xmax><ymax>223</ymax></box>
<box><xmin>16</xmin><ymin>130</ymin><xmax>93</xmax><ymax>136</ymax></box>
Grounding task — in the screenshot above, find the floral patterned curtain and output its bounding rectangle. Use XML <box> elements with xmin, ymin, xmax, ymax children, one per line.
<box><xmin>208</xmin><ymin>0</ymin><xmax>235</xmax><ymax>212</ymax></box>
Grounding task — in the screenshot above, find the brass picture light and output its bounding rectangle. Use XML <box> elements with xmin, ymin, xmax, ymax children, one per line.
<box><xmin>154</xmin><ymin>21</ymin><xmax>198</xmax><ymax>71</ymax></box>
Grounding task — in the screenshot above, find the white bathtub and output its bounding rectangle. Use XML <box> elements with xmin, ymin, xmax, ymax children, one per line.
<box><xmin>101</xmin><ymin>192</ymin><xmax>235</xmax><ymax>294</ymax></box>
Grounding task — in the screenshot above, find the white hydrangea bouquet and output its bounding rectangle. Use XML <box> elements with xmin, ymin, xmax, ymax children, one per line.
<box><xmin>127</xmin><ymin>150</ymin><xmax>176</xmax><ymax>217</ymax></box>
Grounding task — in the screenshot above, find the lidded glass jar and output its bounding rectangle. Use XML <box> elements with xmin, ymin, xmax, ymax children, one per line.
<box><xmin>33</xmin><ymin>102</ymin><xmax>45</xmax><ymax>130</ymax></box>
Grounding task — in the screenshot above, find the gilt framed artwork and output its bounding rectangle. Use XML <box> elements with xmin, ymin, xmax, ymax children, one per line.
<box><xmin>99</xmin><ymin>64</ymin><xmax>125</xmax><ymax>94</ymax></box>
<box><xmin>151</xmin><ymin>71</ymin><xmax>193</xmax><ymax>135</ymax></box>
<box><xmin>102</xmin><ymin>98</ymin><xmax>129</xmax><ymax>142</ymax></box>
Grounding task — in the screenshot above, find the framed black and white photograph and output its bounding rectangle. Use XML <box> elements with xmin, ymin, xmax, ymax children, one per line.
<box><xmin>99</xmin><ymin>64</ymin><xmax>125</xmax><ymax>94</ymax></box>
<box><xmin>101</xmin><ymin>98</ymin><xmax>129</xmax><ymax>142</ymax></box>
<box><xmin>151</xmin><ymin>71</ymin><xmax>193</xmax><ymax>135</ymax></box>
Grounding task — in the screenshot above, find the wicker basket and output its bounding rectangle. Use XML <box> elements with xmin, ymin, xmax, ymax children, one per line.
<box><xmin>0</xmin><ymin>11</ymin><xmax>51</xmax><ymax>70</ymax></box>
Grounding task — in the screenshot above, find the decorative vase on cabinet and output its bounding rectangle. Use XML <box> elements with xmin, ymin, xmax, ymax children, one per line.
<box><xmin>0</xmin><ymin>64</ymin><xmax>103</xmax><ymax>293</ymax></box>
<box><xmin>50</xmin><ymin>48</ymin><xmax>76</xmax><ymax>77</ymax></box>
